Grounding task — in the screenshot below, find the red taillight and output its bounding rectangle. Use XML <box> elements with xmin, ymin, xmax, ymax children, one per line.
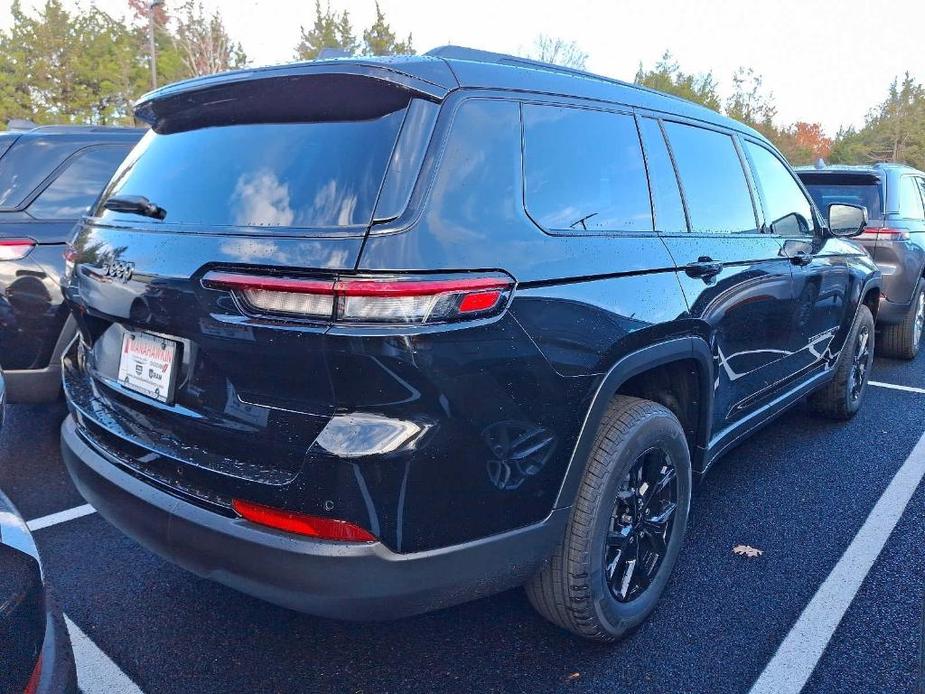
<box><xmin>861</xmin><ymin>227</ymin><xmax>910</xmax><ymax>240</ymax></box>
<box><xmin>0</xmin><ymin>238</ymin><xmax>36</xmax><ymax>261</ymax></box>
<box><xmin>231</xmin><ymin>499</ymin><xmax>377</xmax><ymax>542</ymax></box>
<box><xmin>202</xmin><ymin>272</ymin><xmax>335</xmax><ymax>294</ymax></box>
<box><xmin>878</xmin><ymin>227</ymin><xmax>911</xmax><ymax>240</ymax></box>
<box><xmin>202</xmin><ymin>272</ymin><xmax>514</xmax><ymax>324</ymax></box>
<box><xmin>23</xmin><ymin>653</ymin><xmax>42</xmax><ymax>694</ymax></box>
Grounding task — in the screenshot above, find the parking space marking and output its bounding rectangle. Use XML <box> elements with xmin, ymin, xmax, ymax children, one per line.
<box><xmin>26</xmin><ymin>504</ymin><xmax>96</xmax><ymax>531</ymax></box>
<box><xmin>65</xmin><ymin>614</ymin><xmax>143</xmax><ymax>693</ymax></box>
<box><xmin>869</xmin><ymin>380</ymin><xmax>925</xmax><ymax>395</ymax></box>
<box><xmin>749</xmin><ymin>428</ymin><xmax>925</xmax><ymax>694</ymax></box>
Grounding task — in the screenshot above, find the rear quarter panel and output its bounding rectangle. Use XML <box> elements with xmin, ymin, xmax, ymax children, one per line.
<box><xmin>356</xmin><ymin>94</ymin><xmax>693</xmax><ymax>546</ymax></box>
<box><xmin>0</xmin><ymin>237</ymin><xmax>69</xmax><ymax>370</ymax></box>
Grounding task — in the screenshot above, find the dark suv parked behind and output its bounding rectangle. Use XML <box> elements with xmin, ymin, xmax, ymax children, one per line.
<box><xmin>0</xmin><ymin>124</ymin><xmax>143</xmax><ymax>402</ymax></box>
<box><xmin>798</xmin><ymin>163</ymin><xmax>925</xmax><ymax>358</ymax></box>
<box><xmin>60</xmin><ymin>48</ymin><xmax>879</xmax><ymax>641</ymax></box>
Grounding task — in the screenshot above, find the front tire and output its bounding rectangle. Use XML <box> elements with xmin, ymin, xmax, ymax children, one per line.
<box><xmin>879</xmin><ymin>283</ymin><xmax>924</xmax><ymax>360</ymax></box>
<box><xmin>808</xmin><ymin>305</ymin><xmax>875</xmax><ymax>419</ymax></box>
<box><xmin>526</xmin><ymin>396</ymin><xmax>691</xmax><ymax>642</ymax></box>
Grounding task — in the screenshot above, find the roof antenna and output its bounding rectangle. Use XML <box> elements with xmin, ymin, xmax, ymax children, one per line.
<box><xmin>814</xmin><ymin>158</ymin><xmax>826</xmax><ymax>169</ymax></box>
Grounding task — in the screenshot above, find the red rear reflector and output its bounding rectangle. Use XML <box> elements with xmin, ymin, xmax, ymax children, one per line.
<box><xmin>458</xmin><ymin>290</ymin><xmax>502</xmax><ymax>313</ymax></box>
<box><xmin>0</xmin><ymin>238</ymin><xmax>36</xmax><ymax>261</ymax></box>
<box><xmin>232</xmin><ymin>499</ymin><xmax>377</xmax><ymax>542</ymax></box>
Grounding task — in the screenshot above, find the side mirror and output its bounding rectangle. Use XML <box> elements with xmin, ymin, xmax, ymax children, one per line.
<box><xmin>827</xmin><ymin>203</ymin><xmax>868</xmax><ymax>238</ymax></box>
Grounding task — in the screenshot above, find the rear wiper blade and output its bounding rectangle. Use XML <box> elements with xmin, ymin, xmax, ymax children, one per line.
<box><xmin>569</xmin><ymin>212</ymin><xmax>598</xmax><ymax>230</ymax></box>
<box><xmin>103</xmin><ymin>195</ymin><xmax>166</xmax><ymax>220</ymax></box>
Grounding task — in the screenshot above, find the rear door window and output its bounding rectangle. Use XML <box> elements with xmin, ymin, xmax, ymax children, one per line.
<box><xmin>28</xmin><ymin>145</ymin><xmax>131</xmax><ymax>220</ymax></box>
<box><xmin>638</xmin><ymin>117</ymin><xmax>687</xmax><ymax>233</ymax></box>
<box><xmin>97</xmin><ymin>110</ymin><xmax>407</xmax><ymax>230</ymax></box>
<box><xmin>663</xmin><ymin>121</ymin><xmax>758</xmax><ymax>234</ymax></box>
<box><xmin>522</xmin><ymin>104</ymin><xmax>652</xmax><ymax>232</ymax></box>
<box><xmin>899</xmin><ymin>175</ymin><xmax>925</xmax><ymax>220</ymax></box>
<box><xmin>744</xmin><ymin>141</ymin><xmax>814</xmax><ymax>237</ymax></box>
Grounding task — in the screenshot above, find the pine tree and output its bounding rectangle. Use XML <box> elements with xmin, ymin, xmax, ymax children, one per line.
<box><xmin>362</xmin><ymin>2</ymin><xmax>413</xmax><ymax>56</ymax></box>
<box><xmin>295</xmin><ymin>0</ymin><xmax>358</xmax><ymax>60</ymax></box>
<box><xmin>0</xmin><ymin>0</ymin><xmax>148</xmax><ymax>125</ymax></box>
<box><xmin>634</xmin><ymin>51</ymin><xmax>721</xmax><ymax>111</ymax></box>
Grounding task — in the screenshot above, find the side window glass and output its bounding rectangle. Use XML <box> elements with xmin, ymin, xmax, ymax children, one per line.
<box><xmin>744</xmin><ymin>141</ymin><xmax>814</xmax><ymax>237</ymax></box>
<box><xmin>915</xmin><ymin>176</ymin><xmax>925</xmax><ymax>211</ymax></box>
<box><xmin>663</xmin><ymin>122</ymin><xmax>757</xmax><ymax>234</ymax></box>
<box><xmin>28</xmin><ymin>146</ymin><xmax>130</xmax><ymax>220</ymax></box>
<box><xmin>0</xmin><ymin>137</ymin><xmax>78</xmax><ymax>209</ymax></box>
<box><xmin>523</xmin><ymin>104</ymin><xmax>652</xmax><ymax>232</ymax></box>
<box><xmin>899</xmin><ymin>176</ymin><xmax>925</xmax><ymax>219</ymax></box>
<box><xmin>638</xmin><ymin>118</ymin><xmax>687</xmax><ymax>233</ymax></box>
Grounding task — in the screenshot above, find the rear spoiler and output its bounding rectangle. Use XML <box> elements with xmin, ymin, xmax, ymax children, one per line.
<box><xmin>134</xmin><ymin>60</ymin><xmax>456</xmax><ymax>133</ymax></box>
<box><xmin>797</xmin><ymin>171</ymin><xmax>881</xmax><ymax>185</ymax></box>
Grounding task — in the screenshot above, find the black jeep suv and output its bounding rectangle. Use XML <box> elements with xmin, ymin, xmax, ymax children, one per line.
<box><xmin>59</xmin><ymin>47</ymin><xmax>879</xmax><ymax>641</ymax></box>
<box><xmin>0</xmin><ymin>124</ymin><xmax>143</xmax><ymax>403</ymax></box>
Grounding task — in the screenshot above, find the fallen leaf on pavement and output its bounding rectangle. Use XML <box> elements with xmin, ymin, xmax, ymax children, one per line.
<box><xmin>732</xmin><ymin>544</ymin><xmax>763</xmax><ymax>558</ymax></box>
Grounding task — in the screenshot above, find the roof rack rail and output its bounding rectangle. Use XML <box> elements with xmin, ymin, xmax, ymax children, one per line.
<box><xmin>427</xmin><ymin>45</ymin><xmax>617</xmax><ymax>80</ymax></box>
<box><xmin>6</xmin><ymin>118</ymin><xmax>37</xmax><ymax>131</ymax></box>
<box><xmin>25</xmin><ymin>125</ymin><xmax>143</xmax><ymax>134</ymax></box>
<box><xmin>425</xmin><ymin>44</ymin><xmax>697</xmax><ymax>108</ymax></box>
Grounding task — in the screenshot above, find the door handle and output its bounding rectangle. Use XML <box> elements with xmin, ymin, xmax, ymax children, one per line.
<box><xmin>684</xmin><ymin>256</ymin><xmax>723</xmax><ymax>280</ymax></box>
<box><xmin>790</xmin><ymin>251</ymin><xmax>813</xmax><ymax>266</ymax></box>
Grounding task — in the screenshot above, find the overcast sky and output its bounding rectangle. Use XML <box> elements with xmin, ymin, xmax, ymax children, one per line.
<box><xmin>2</xmin><ymin>0</ymin><xmax>923</xmax><ymax>134</ymax></box>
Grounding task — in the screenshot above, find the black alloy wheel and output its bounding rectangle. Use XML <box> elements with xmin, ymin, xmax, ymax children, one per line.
<box><xmin>604</xmin><ymin>447</ymin><xmax>678</xmax><ymax>602</ymax></box>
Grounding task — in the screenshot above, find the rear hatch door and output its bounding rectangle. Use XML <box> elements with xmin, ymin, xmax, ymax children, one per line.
<box><xmin>64</xmin><ymin>67</ymin><xmax>445</xmax><ymax>507</ymax></box>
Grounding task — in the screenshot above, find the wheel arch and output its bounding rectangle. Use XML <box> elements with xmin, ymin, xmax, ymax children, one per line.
<box><xmin>860</xmin><ymin>276</ymin><xmax>882</xmax><ymax>322</ymax></box>
<box><xmin>553</xmin><ymin>337</ymin><xmax>714</xmax><ymax>509</ymax></box>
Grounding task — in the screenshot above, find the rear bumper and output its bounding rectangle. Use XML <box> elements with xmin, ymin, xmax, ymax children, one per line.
<box><xmin>877</xmin><ymin>295</ymin><xmax>913</xmax><ymax>325</ymax></box>
<box><xmin>61</xmin><ymin>416</ymin><xmax>567</xmax><ymax>620</ymax></box>
<box><xmin>4</xmin><ymin>364</ymin><xmax>62</xmax><ymax>404</ymax></box>
<box><xmin>3</xmin><ymin>315</ymin><xmax>74</xmax><ymax>404</ymax></box>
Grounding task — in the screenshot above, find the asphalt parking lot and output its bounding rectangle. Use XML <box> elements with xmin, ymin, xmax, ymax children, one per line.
<box><xmin>2</xmin><ymin>352</ymin><xmax>924</xmax><ymax>694</ymax></box>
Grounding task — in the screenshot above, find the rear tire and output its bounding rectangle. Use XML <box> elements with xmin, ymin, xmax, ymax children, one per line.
<box><xmin>526</xmin><ymin>396</ymin><xmax>691</xmax><ymax>642</ymax></box>
<box><xmin>808</xmin><ymin>305</ymin><xmax>875</xmax><ymax>420</ymax></box>
<box><xmin>879</xmin><ymin>283</ymin><xmax>924</xmax><ymax>360</ymax></box>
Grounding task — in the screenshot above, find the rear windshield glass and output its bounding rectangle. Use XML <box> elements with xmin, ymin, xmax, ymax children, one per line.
<box><xmin>801</xmin><ymin>177</ymin><xmax>883</xmax><ymax>220</ymax></box>
<box><xmin>96</xmin><ymin>110</ymin><xmax>406</xmax><ymax>230</ymax></box>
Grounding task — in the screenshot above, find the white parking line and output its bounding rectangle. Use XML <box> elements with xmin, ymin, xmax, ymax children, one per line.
<box><xmin>869</xmin><ymin>380</ymin><xmax>925</xmax><ymax>395</ymax></box>
<box><xmin>749</xmin><ymin>429</ymin><xmax>925</xmax><ymax>694</ymax></box>
<box><xmin>65</xmin><ymin>615</ymin><xmax>143</xmax><ymax>693</ymax></box>
<box><xmin>26</xmin><ymin>504</ymin><xmax>96</xmax><ymax>531</ymax></box>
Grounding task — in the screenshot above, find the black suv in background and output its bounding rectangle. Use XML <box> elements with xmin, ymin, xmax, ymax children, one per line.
<box><xmin>798</xmin><ymin>163</ymin><xmax>925</xmax><ymax>358</ymax></box>
<box><xmin>0</xmin><ymin>124</ymin><xmax>143</xmax><ymax>402</ymax></box>
<box><xmin>60</xmin><ymin>48</ymin><xmax>879</xmax><ymax>641</ymax></box>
